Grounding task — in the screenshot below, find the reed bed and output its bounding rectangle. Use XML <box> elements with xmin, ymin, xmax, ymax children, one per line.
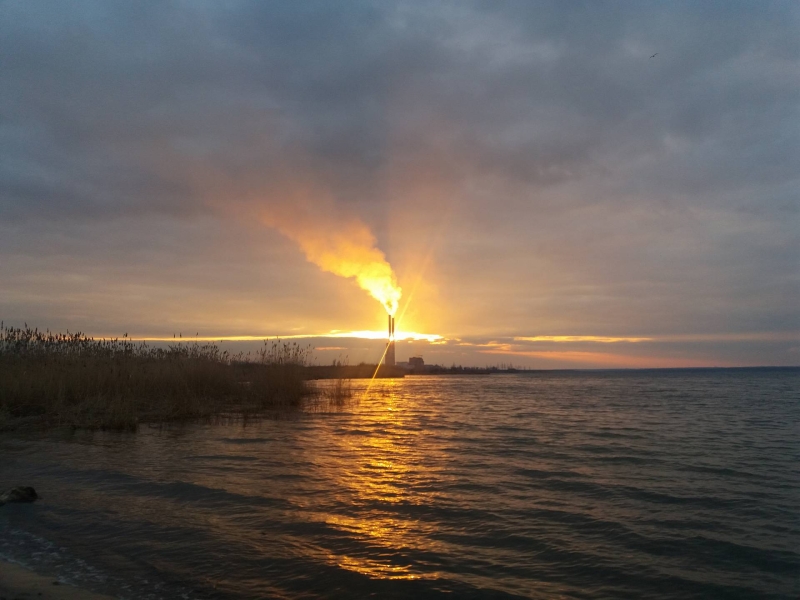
<box><xmin>0</xmin><ymin>324</ymin><xmax>324</xmax><ymax>431</ymax></box>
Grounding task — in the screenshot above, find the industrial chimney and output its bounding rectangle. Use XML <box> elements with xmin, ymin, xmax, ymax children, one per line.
<box><xmin>385</xmin><ymin>314</ymin><xmax>396</xmax><ymax>367</ymax></box>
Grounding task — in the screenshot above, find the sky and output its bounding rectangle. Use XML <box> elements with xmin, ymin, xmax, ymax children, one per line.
<box><xmin>1</xmin><ymin>1</ymin><xmax>798</xmax><ymax>368</ymax></box>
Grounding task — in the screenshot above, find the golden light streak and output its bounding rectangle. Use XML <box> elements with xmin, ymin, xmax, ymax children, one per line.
<box><xmin>126</xmin><ymin>330</ymin><xmax>442</xmax><ymax>343</ymax></box>
<box><xmin>393</xmin><ymin>204</ymin><xmax>452</xmax><ymax>332</ymax></box>
<box><xmin>515</xmin><ymin>335</ymin><xmax>653</xmax><ymax>343</ymax></box>
<box><xmin>364</xmin><ymin>338</ymin><xmax>392</xmax><ymax>399</ymax></box>
<box><xmin>89</xmin><ymin>331</ymin><xmax>794</xmax><ymax>346</ymax></box>
<box><xmin>325</xmin><ymin>330</ymin><xmax>441</xmax><ymax>342</ymax></box>
<box><xmin>510</xmin><ymin>331</ymin><xmax>799</xmax><ymax>344</ymax></box>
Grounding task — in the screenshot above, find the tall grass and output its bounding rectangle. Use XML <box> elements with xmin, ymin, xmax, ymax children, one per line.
<box><xmin>0</xmin><ymin>324</ymin><xmax>315</xmax><ymax>431</ymax></box>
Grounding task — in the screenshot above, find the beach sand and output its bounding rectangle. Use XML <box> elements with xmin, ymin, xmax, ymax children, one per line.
<box><xmin>0</xmin><ymin>560</ymin><xmax>115</xmax><ymax>600</ymax></box>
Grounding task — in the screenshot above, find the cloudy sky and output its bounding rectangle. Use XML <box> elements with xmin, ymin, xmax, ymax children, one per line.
<box><xmin>1</xmin><ymin>1</ymin><xmax>798</xmax><ymax>368</ymax></box>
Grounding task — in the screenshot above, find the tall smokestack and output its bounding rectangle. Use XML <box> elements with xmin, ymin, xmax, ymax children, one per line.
<box><xmin>385</xmin><ymin>315</ymin><xmax>396</xmax><ymax>367</ymax></box>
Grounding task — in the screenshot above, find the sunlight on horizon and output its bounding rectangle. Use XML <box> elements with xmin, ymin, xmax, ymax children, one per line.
<box><xmin>130</xmin><ymin>330</ymin><xmax>444</xmax><ymax>343</ymax></box>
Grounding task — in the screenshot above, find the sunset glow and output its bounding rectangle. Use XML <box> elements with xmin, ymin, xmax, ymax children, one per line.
<box><xmin>515</xmin><ymin>336</ymin><xmax>653</xmax><ymax>343</ymax></box>
<box><xmin>1</xmin><ymin>4</ymin><xmax>798</xmax><ymax>600</ymax></box>
<box><xmin>131</xmin><ymin>330</ymin><xmax>442</xmax><ymax>343</ymax></box>
<box><xmin>1</xmin><ymin>1</ymin><xmax>796</xmax><ymax>370</ymax></box>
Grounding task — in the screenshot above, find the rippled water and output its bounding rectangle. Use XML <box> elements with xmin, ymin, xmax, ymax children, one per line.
<box><xmin>2</xmin><ymin>369</ymin><xmax>799</xmax><ymax>599</ymax></box>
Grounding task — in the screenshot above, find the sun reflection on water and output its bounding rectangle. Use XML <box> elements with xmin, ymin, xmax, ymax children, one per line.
<box><xmin>319</xmin><ymin>379</ymin><xmax>449</xmax><ymax>580</ymax></box>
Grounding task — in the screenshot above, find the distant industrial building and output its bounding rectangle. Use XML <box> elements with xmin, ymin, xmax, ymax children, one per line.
<box><xmin>396</xmin><ymin>356</ymin><xmax>426</xmax><ymax>372</ymax></box>
<box><xmin>408</xmin><ymin>356</ymin><xmax>424</xmax><ymax>369</ymax></box>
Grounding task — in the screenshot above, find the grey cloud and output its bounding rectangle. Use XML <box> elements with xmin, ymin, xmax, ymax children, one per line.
<box><xmin>3</xmin><ymin>1</ymin><xmax>797</xmax><ymax>213</ymax></box>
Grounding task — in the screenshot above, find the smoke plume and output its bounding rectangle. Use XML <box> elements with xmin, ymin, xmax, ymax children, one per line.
<box><xmin>260</xmin><ymin>200</ymin><xmax>402</xmax><ymax>316</ymax></box>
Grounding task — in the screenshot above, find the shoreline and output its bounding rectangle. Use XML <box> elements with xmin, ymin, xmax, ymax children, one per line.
<box><xmin>0</xmin><ymin>559</ymin><xmax>115</xmax><ymax>600</ymax></box>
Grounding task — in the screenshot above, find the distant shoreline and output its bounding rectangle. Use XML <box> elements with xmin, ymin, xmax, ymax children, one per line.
<box><xmin>0</xmin><ymin>559</ymin><xmax>115</xmax><ymax>600</ymax></box>
<box><xmin>308</xmin><ymin>364</ymin><xmax>800</xmax><ymax>378</ymax></box>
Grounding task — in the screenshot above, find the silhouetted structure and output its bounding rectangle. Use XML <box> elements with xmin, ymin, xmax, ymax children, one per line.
<box><xmin>384</xmin><ymin>314</ymin><xmax>396</xmax><ymax>367</ymax></box>
<box><xmin>409</xmin><ymin>356</ymin><xmax>424</xmax><ymax>369</ymax></box>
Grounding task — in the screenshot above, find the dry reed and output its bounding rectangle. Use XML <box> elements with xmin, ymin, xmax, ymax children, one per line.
<box><xmin>0</xmin><ymin>324</ymin><xmax>317</xmax><ymax>431</ymax></box>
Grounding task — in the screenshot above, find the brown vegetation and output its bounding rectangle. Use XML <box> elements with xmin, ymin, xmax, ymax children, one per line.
<box><xmin>0</xmin><ymin>324</ymin><xmax>336</xmax><ymax>431</ymax></box>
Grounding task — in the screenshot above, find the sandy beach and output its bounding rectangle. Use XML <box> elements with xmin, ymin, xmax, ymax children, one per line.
<box><xmin>0</xmin><ymin>560</ymin><xmax>115</xmax><ymax>600</ymax></box>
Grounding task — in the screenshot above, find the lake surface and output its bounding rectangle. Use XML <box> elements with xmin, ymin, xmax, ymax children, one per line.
<box><xmin>2</xmin><ymin>369</ymin><xmax>799</xmax><ymax>599</ymax></box>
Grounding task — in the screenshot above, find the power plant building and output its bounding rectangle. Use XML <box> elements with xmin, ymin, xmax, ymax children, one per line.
<box><xmin>408</xmin><ymin>356</ymin><xmax>424</xmax><ymax>369</ymax></box>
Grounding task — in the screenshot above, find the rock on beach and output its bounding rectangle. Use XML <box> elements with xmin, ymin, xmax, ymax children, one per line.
<box><xmin>0</xmin><ymin>486</ymin><xmax>39</xmax><ymax>505</ymax></box>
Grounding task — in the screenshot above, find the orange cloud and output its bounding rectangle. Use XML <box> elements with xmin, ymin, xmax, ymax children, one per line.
<box><xmin>514</xmin><ymin>335</ymin><xmax>652</xmax><ymax>343</ymax></box>
<box><xmin>478</xmin><ymin>348</ymin><xmax>734</xmax><ymax>368</ymax></box>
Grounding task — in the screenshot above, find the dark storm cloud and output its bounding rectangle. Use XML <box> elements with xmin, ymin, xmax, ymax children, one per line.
<box><xmin>2</xmin><ymin>1</ymin><xmax>797</xmax><ymax>212</ymax></box>
<box><xmin>1</xmin><ymin>0</ymin><xmax>798</xmax><ymax>361</ymax></box>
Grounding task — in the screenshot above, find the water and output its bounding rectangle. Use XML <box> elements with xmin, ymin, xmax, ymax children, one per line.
<box><xmin>1</xmin><ymin>369</ymin><xmax>798</xmax><ymax>599</ymax></box>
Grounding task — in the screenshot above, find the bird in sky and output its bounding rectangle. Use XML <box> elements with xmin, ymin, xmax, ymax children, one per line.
<box><xmin>650</xmin><ymin>53</ymin><xmax>658</xmax><ymax>58</ymax></box>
